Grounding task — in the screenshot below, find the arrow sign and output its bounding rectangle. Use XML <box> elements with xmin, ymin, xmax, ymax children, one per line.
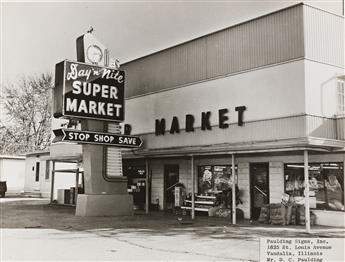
<box><xmin>53</xmin><ymin>129</ymin><xmax>143</xmax><ymax>148</ymax></box>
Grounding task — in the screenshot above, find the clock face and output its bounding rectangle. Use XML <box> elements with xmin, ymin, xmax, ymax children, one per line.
<box><xmin>86</xmin><ymin>45</ymin><xmax>103</xmax><ymax>64</ymax></box>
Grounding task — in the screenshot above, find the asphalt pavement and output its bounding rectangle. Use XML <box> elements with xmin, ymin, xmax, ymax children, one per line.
<box><xmin>1</xmin><ymin>198</ymin><xmax>344</xmax><ymax>261</ymax></box>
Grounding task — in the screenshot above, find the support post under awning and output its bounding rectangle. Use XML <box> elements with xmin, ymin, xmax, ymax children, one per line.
<box><xmin>232</xmin><ymin>154</ymin><xmax>236</xmax><ymax>224</ymax></box>
<box><xmin>191</xmin><ymin>155</ymin><xmax>195</xmax><ymax>220</ymax></box>
<box><xmin>304</xmin><ymin>150</ymin><xmax>311</xmax><ymax>233</ymax></box>
<box><xmin>145</xmin><ymin>158</ymin><xmax>149</xmax><ymax>214</ymax></box>
<box><xmin>50</xmin><ymin>161</ymin><xmax>55</xmax><ymax>203</ymax></box>
<box><xmin>75</xmin><ymin>168</ymin><xmax>79</xmax><ymax>205</ymax></box>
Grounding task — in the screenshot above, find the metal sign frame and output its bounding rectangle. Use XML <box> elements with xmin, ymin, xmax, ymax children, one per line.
<box><xmin>54</xmin><ymin>59</ymin><xmax>125</xmax><ymax>122</ymax></box>
<box><xmin>53</xmin><ymin>129</ymin><xmax>143</xmax><ymax>148</ymax></box>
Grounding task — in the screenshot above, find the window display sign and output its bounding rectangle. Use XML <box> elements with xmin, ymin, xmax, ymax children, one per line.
<box><xmin>284</xmin><ymin>163</ymin><xmax>344</xmax><ymax>211</ymax></box>
<box><xmin>123</xmin><ymin>166</ymin><xmax>146</xmax><ymax>178</ymax></box>
<box><xmin>53</xmin><ymin>60</ymin><xmax>125</xmax><ymax>122</ymax></box>
<box><xmin>198</xmin><ymin>165</ymin><xmax>237</xmax><ymax>195</ymax></box>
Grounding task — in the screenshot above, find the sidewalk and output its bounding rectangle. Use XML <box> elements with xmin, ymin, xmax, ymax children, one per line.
<box><xmin>1</xmin><ymin>198</ymin><xmax>344</xmax><ymax>237</ymax></box>
<box><xmin>1</xmin><ymin>198</ymin><xmax>344</xmax><ymax>261</ymax></box>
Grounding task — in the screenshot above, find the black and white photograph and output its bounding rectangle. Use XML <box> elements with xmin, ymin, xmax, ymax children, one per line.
<box><xmin>0</xmin><ymin>0</ymin><xmax>344</xmax><ymax>261</ymax></box>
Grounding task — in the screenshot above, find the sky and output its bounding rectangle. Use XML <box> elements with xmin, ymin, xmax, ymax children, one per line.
<box><xmin>1</xmin><ymin>0</ymin><xmax>344</xmax><ymax>86</ymax></box>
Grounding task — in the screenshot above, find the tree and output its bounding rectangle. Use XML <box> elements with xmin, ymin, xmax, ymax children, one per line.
<box><xmin>0</xmin><ymin>73</ymin><xmax>53</xmax><ymax>155</ymax></box>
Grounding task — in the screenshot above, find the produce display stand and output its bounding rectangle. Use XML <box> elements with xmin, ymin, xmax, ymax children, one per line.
<box><xmin>182</xmin><ymin>195</ymin><xmax>216</xmax><ymax>212</ymax></box>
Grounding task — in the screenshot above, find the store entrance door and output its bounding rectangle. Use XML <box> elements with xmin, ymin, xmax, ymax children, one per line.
<box><xmin>250</xmin><ymin>163</ymin><xmax>269</xmax><ymax>220</ymax></box>
<box><xmin>123</xmin><ymin>165</ymin><xmax>147</xmax><ymax>210</ymax></box>
<box><xmin>164</xmin><ymin>165</ymin><xmax>179</xmax><ymax>211</ymax></box>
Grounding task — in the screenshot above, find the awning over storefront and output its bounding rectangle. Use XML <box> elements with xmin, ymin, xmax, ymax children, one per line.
<box><xmin>121</xmin><ymin>137</ymin><xmax>344</xmax><ymax>233</ymax></box>
<box><xmin>121</xmin><ymin>137</ymin><xmax>345</xmax><ymax>159</ymax></box>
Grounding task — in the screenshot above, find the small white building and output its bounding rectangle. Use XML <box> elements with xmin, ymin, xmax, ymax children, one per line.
<box><xmin>24</xmin><ymin>151</ymin><xmax>49</xmax><ymax>195</ymax></box>
<box><xmin>0</xmin><ymin>155</ymin><xmax>26</xmax><ymax>195</ymax></box>
<box><xmin>24</xmin><ymin>150</ymin><xmax>82</xmax><ymax>199</ymax></box>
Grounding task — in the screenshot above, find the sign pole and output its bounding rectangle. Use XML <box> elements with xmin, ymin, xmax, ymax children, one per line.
<box><xmin>75</xmin><ymin>168</ymin><xmax>79</xmax><ymax>205</ymax></box>
<box><xmin>50</xmin><ymin>161</ymin><xmax>55</xmax><ymax>203</ymax></box>
<box><xmin>145</xmin><ymin>158</ymin><xmax>149</xmax><ymax>214</ymax></box>
<box><xmin>68</xmin><ymin>32</ymin><xmax>133</xmax><ymax>217</ymax></box>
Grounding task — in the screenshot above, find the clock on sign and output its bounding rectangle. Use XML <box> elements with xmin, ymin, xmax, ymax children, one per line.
<box><xmin>86</xmin><ymin>45</ymin><xmax>103</xmax><ymax>64</ymax></box>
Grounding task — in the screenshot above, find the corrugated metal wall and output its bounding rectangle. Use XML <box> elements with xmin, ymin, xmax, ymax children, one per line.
<box><xmin>304</xmin><ymin>5</ymin><xmax>344</xmax><ymax>68</ymax></box>
<box><xmin>306</xmin><ymin>115</ymin><xmax>337</xmax><ymax>139</ymax></box>
<box><xmin>123</xmin><ymin>5</ymin><xmax>304</xmax><ymax>98</ymax></box>
<box><xmin>336</xmin><ymin>117</ymin><xmax>345</xmax><ymax>140</ymax></box>
<box><xmin>122</xmin><ymin>4</ymin><xmax>344</xmax><ymax>99</ymax></box>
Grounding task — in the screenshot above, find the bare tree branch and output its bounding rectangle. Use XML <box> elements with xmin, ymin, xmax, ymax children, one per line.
<box><xmin>0</xmin><ymin>73</ymin><xmax>53</xmax><ymax>154</ymax></box>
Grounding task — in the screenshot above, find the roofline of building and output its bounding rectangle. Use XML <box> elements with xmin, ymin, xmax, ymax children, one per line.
<box><xmin>121</xmin><ymin>2</ymin><xmax>343</xmax><ymax>67</ymax></box>
<box><xmin>24</xmin><ymin>150</ymin><xmax>50</xmax><ymax>157</ymax></box>
<box><xmin>40</xmin><ymin>154</ymin><xmax>82</xmax><ymax>162</ymax></box>
<box><xmin>0</xmin><ymin>155</ymin><xmax>26</xmax><ymax>160</ymax></box>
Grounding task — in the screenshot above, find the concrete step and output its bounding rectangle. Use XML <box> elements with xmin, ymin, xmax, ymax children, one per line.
<box><xmin>21</xmin><ymin>192</ymin><xmax>42</xmax><ymax>198</ymax></box>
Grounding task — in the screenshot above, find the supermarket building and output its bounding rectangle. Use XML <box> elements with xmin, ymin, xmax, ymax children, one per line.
<box><xmin>51</xmin><ymin>3</ymin><xmax>345</xmax><ymax>227</ymax></box>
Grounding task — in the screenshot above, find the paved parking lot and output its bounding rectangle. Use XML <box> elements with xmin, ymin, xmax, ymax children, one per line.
<box><xmin>1</xmin><ymin>198</ymin><xmax>344</xmax><ymax>261</ymax></box>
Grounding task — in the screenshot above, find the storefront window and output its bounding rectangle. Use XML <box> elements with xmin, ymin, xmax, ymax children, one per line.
<box><xmin>198</xmin><ymin>165</ymin><xmax>237</xmax><ymax>195</ymax></box>
<box><xmin>123</xmin><ymin>166</ymin><xmax>146</xmax><ymax>178</ymax></box>
<box><xmin>284</xmin><ymin>163</ymin><xmax>344</xmax><ymax>211</ymax></box>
